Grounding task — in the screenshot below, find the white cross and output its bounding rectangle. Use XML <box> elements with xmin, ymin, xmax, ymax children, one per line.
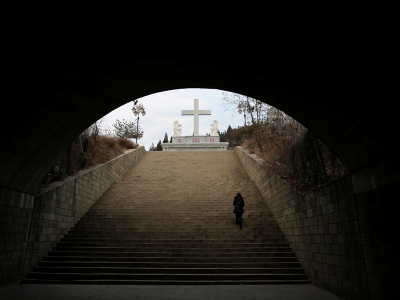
<box><xmin>182</xmin><ymin>99</ymin><xmax>211</xmax><ymax>136</ymax></box>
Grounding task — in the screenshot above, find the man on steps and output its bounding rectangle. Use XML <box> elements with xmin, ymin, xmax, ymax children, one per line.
<box><xmin>233</xmin><ymin>193</ymin><xmax>245</xmax><ymax>229</ymax></box>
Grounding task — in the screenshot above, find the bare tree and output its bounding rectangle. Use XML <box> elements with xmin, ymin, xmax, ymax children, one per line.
<box><xmin>221</xmin><ymin>92</ymin><xmax>268</xmax><ymax>152</ymax></box>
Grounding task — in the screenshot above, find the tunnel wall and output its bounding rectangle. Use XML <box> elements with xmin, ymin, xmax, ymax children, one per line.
<box><xmin>0</xmin><ymin>147</ymin><xmax>145</xmax><ymax>287</ymax></box>
<box><xmin>235</xmin><ymin>146</ymin><xmax>398</xmax><ymax>300</ymax></box>
<box><xmin>2</xmin><ymin>55</ymin><xmax>397</xmax><ymax>196</ymax></box>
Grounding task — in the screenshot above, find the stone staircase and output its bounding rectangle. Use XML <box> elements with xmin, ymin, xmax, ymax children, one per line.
<box><xmin>22</xmin><ymin>151</ymin><xmax>309</xmax><ymax>284</ymax></box>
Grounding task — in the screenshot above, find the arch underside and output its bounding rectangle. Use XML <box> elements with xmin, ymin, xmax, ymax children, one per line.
<box><xmin>1</xmin><ymin>53</ymin><xmax>396</xmax><ymax>195</ymax></box>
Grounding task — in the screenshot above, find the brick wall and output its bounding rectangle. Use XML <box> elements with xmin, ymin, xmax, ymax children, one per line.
<box><xmin>0</xmin><ymin>147</ymin><xmax>145</xmax><ymax>287</ymax></box>
<box><xmin>235</xmin><ymin>146</ymin><xmax>371</xmax><ymax>300</ymax></box>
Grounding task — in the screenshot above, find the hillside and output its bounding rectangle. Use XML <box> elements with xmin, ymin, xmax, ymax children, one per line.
<box><xmin>42</xmin><ymin>133</ymin><xmax>137</xmax><ymax>188</ymax></box>
<box><xmin>221</xmin><ymin>125</ymin><xmax>349</xmax><ymax>193</ymax></box>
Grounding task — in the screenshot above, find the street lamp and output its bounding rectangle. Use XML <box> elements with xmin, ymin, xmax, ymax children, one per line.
<box><xmin>131</xmin><ymin>102</ymin><xmax>146</xmax><ymax>145</ymax></box>
<box><xmin>238</xmin><ymin>102</ymin><xmax>247</xmax><ymax>127</ymax></box>
<box><xmin>238</xmin><ymin>101</ymin><xmax>249</xmax><ymax>140</ymax></box>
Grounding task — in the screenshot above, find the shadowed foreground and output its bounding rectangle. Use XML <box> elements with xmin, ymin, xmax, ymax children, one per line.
<box><xmin>0</xmin><ymin>284</ymin><xmax>342</xmax><ymax>300</ymax></box>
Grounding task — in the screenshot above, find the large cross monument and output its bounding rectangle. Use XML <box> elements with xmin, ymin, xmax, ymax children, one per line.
<box><xmin>182</xmin><ymin>99</ymin><xmax>211</xmax><ymax>136</ymax></box>
<box><xmin>162</xmin><ymin>99</ymin><xmax>229</xmax><ymax>151</ymax></box>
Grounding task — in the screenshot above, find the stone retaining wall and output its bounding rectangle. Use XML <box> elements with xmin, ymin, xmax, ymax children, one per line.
<box><xmin>0</xmin><ymin>147</ymin><xmax>145</xmax><ymax>287</ymax></box>
<box><xmin>235</xmin><ymin>146</ymin><xmax>369</xmax><ymax>299</ymax></box>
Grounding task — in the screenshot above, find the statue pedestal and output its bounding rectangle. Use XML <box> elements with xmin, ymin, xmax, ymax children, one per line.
<box><xmin>162</xmin><ymin>136</ymin><xmax>228</xmax><ymax>151</ymax></box>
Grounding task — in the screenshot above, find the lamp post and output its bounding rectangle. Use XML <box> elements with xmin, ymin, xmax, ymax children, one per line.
<box><xmin>238</xmin><ymin>100</ymin><xmax>249</xmax><ymax>140</ymax></box>
<box><xmin>238</xmin><ymin>102</ymin><xmax>247</xmax><ymax>127</ymax></box>
<box><xmin>131</xmin><ymin>102</ymin><xmax>146</xmax><ymax>145</ymax></box>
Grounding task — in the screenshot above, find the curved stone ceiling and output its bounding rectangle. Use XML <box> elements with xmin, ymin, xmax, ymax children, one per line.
<box><xmin>0</xmin><ymin>53</ymin><xmax>396</xmax><ymax>195</ymax></box>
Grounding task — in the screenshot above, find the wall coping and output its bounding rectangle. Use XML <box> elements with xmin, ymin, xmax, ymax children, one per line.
<box><xmin>38</xmin><ymin>147</ymin><xmax>144</xmax><ymax>195</ymax></box>
<box><xmin>236</xmin><ymin>146</ymin><xmax>273</xmax><ymax>168</ymax></box>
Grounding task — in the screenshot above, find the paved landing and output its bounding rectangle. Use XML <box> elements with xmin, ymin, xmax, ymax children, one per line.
<box><xmin>0</xmin><ymin>284</ymin><xmax>342</xmax><ymax>300</ymax></box>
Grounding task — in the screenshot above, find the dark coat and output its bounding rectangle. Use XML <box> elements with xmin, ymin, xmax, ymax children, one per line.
<box><xmin>233</xmin><ymin>195</ymin><xmax>245</xmax><ymax>214</ymax></box>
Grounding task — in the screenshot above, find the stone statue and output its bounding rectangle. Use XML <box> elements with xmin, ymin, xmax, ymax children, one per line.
<box><xmin>173</xmin><ymin>121</ymin><xmax>182</xmax><ymax>137</ymax></box>
<box><xmin>210</xmin><ymin>120</ymin><xmax>219</xmax><ymax>136</ymax></box>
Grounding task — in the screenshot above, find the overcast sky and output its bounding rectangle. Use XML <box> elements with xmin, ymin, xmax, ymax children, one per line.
<box><xmin>98</xmin><ymin>89</ymin><xmax>246</xmax><ymax>150</ymax></box>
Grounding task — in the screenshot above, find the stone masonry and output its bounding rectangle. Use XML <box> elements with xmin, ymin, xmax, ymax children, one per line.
<box><xmin>2</xmin><ymin>146</ymin><xmax>397</xmax><ymax>298</ymax></box>
<box><xmin>235</xmin><ymin>146</ymin><xmax>398</xmax><ymax>300</ymax></box>
<box><xmin>0</xmin><ymin>147</ymin><xmax>145</xmax><ymax>287</ymax></box>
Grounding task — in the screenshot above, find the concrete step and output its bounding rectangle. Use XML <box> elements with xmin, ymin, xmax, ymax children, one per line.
<box><xmin>47</xmin><ymin>251</ymin><xmax>296</xmax><ymax>258</ymax></box>
<box><xmin>25</xmin><ymin>272</ymin><xmax>309</xmax><ymax>281</ymax></box>
<box><xmin>77</xmin><ymin>216</ymin><xmax>273</xmax><ymax>220</ymax></box>
<box><xmin>56</xmin><ymin>242</ymin><xmax>291</xmax><ymax>248</ymax></box>
<box><xmin>64</xmin><ymin>233</ymin><xmax>283</xmax><ymax>239</ymax></box>
<box><xmin>82</xmin><ymin>212</ymin><xmax>270</xmax><ymax>216</ymax></box>
<box><xmin>32</xmin><ymin>266</ymin><xmax>307</xmax><ymax>275</ymax></box>
<box><xmin>59</xmin><ymin>238</ymin><xmax>289</xmax><ymax>244</ymax></box>
<box><xmin>69</xmin><ymin>226</ymin><xmax>283</xmax><ymax>231</ymax></box>
<box><xmin>73</xmin><ymin>220</ymin><xmax>282</xmax><ymax>225</ymax></box>
<box><xmin>51</xmin><ymin>247</ymin><xmax>294</xmax><ymax>253</ymax></box>
<box><xmin>43</xmin><ymin>256</ymin><xmax>299</xmax><ymax>263</ymax></box>
<box><xmin>38</xmin><ymin>261</ymin><xmax>302</xmax><ymax>268</ymax></box>
<box><xmin>21</xmin><ymin>278</ymin><xmax>311</xmax><ymax>285</ymax></box>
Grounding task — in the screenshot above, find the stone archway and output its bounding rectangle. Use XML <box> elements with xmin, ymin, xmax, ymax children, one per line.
<box><xmin>1</xmin><ymin>52</ymin><xmax>398</xmax><ymax>299</ymax></box>
<box><xmin>1</xmin><ymin>54</ymin><xmax>396</xmax><ymax>195</ymax></box>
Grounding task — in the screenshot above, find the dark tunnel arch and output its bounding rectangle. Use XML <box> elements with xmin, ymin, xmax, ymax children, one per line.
<box><xmin>0</xmin><ymin>54</ymin><xmax>397</xmax><ymax>195</ymax></box>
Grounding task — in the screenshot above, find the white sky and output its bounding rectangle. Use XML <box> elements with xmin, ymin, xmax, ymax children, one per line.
<box><xmin>98</xmin><ymin>89</ymin><xmax>246</xmax><ymax>150</ymax></box>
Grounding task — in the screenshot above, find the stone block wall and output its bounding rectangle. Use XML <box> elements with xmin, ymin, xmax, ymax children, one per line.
<box><xmin>235</xmin><ymin>146</ymin><xmax>371</xmax><ymax>300</ymax></box>
<box><xmin>0</xmin><ymin>147</ymin><xmax>145</xmax><ymax>287</ymax></box>
<box><xmin>352</xmin><ymin>178</ymin><xmax>398</xmax><ymax>299</ymax></box>
<box><xmin>0</xmin><ymin>190</ymin><xmax>34</xmax><ymax>288</ymax></box>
